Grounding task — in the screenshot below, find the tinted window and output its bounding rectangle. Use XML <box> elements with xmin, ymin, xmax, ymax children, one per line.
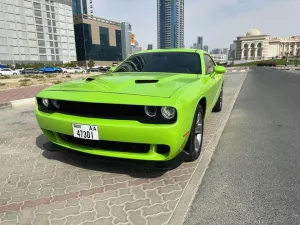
<box><xmin>114</xmin><ymin>52</ymin><xmax>201</xmax><ymax>74</ymax></box>
<box><xmin>204</xmin><ymin>54</ymin><xmax>215</xmax><ymax>74</ymax></box>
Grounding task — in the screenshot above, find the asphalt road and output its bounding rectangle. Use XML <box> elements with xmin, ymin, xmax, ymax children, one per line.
<box><xmin>184</xmin><ymin>68</ymin><xmax>300</xmax><ymax>225</ymax></box>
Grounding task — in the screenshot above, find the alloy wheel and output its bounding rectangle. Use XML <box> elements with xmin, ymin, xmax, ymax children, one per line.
<box><xmin>194</xmin><ymin>111</ymin><xmax>203</xmax><ymax>153</ymax></box>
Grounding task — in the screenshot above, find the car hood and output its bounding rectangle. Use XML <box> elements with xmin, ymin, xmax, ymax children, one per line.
<box><xmin>45</xmin><ymin>72</ymin><xmax>198</xmax><ymax>98</ymax></box>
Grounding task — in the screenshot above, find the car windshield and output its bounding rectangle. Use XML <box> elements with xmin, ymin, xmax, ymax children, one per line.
<box><xmin>114</xmin><ymin>52</ymin><xmax>201</xmax><ymax>74</ymax></box>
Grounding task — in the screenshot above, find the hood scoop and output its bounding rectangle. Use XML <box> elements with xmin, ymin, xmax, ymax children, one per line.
<box><xmin>135</xmin><ymin>80</ymin><xmax>159</xmax><ymax>84</ymax></box>
<box><xmin>86</xmin><ymin>77</ymin><xmax>95</xmax><ymax>82</ymax></box>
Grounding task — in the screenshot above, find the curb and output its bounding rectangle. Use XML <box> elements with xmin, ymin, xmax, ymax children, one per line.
<box><xmin>226</xmin><ymin>69</ymin><xmax>248</xmax><ymax>73</ymax></box>
<box><xmin>167</xmin><ymin>71</ymin><xmax>248</xmax><ymax>225</ymax></box>
<box><xmin>0</xmin><ymin>97</ymin><xmax>35</xmax><ymax>110</ymax></box>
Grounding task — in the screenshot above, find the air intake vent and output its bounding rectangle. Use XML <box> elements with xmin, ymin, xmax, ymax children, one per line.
<box><xmin>86</xmin><ymin>77</ymin><xmax>95</xmax><ymax>82</ymax></box>
<box><xmin>135</xmin><ymin>80</ymin><xmax>159</xmax><ymax>84</ymax></box>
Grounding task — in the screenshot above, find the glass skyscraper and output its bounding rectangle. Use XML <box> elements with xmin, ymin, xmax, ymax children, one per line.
<box><xmin>121</xmin><ymin>22</ymin><xmax>132</xmax><ymax>60</ymax></box>
<box><xmin>72</xmin><ymin>0</ymin><xmax>93</xmax><ymax>16</ymax></box>
<box><xmin>157</xmin><ymin>0</ymin><xmax>184</xmax><ymax>49</ymax></box>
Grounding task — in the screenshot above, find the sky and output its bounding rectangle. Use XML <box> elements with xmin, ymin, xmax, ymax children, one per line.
<box><xmin>94</xmin><ymin>0</ymin><xmax>299</xmax><ymax>50</ymax></box>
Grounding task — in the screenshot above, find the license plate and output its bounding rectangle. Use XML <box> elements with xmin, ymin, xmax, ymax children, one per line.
<box><xmin>72</xmin><ymin>123</ymin><xmax>99</xmax><ymax>140</ymax></box>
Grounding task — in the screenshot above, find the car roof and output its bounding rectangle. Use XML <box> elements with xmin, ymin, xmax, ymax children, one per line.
<box><xmin>137</xmin><ymin>48</ymin><xmax>208</xmax><ymax>55</ymax></box>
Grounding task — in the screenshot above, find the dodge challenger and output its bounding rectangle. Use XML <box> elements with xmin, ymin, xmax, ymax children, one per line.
<box><xmin>35</xmin><ymin>49</ymin><xmax>225</xmax><ymax>165</ymax></box>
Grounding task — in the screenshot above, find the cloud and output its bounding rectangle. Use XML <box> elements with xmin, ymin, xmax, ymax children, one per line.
<box><xmin>93</xmin><ymin>0</ymin><xmax>300</xmax><ymax>50</ymax></box>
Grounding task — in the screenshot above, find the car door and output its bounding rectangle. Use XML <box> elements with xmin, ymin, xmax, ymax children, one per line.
<box><xmin>74</xmin><ymin>67</ymin><xmax>81</xmax><ymax>73</ymax></box>
<box><xmin>203</xmin><ymin>54</ymin><xmax>220</xmax><ymax>111</ymax></box>
<box><xmin>2</xmin><ymin>68</ymin><xmax>12</xmax><ymax>75</ymax></box>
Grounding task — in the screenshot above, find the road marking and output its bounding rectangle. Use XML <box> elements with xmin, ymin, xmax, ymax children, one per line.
<box><xmin>167</xmin><ymin>72</ymin><xmax>248</xmax><ymax>225</ymax></box>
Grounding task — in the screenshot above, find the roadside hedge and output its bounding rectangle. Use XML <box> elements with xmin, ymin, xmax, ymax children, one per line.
<box><xmin>257</xmin><ymin>62</ymin><xmax>277</xmax><ymax>67</ymax></box>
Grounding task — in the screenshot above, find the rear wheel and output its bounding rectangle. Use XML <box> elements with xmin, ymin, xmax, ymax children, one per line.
<box><xmin>13</xmin><ymin>73</ymin><xmax>17</xmax><ymax>75</ymax></box>
<box><xmin>185</xmin><ymin>105</ymin><xmax>204</xmax><ymax>162</ymax></box>
<box><xmin>212</xmin><ymin>85</ymin><xmax>223</xmax><ymax>112</ymax></box>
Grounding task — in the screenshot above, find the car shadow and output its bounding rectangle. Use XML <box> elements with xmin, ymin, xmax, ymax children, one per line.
<box><xmin>36</xmin><ymin>134</ymin><xmax>184</xmax><ymax>178</ymax></box>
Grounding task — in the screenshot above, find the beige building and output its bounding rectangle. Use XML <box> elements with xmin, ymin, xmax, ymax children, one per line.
<box><xmin>233</xmin><ymin>29</ymin><xmax>300</xmax><ymax>61</ymax></box>
<box><xmin>73</xmin><ymin>14</ymin><xmax>122</xmax><ymax>67</ymax></box>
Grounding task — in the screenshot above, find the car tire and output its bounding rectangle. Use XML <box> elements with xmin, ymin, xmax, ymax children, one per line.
<box><xmin>184</xmin><ymin>104</ymin><xmax>204</xmax><ymax>162</ymax></box>
<box><xmin>212</xmin><ymin>84</ymin><xmax>223</xmax><ymax>112</ymax></box>
<box><xmin>13</xmin><ymin>73</ymin><xmax>17</xmax><ymax>75</ymax></box>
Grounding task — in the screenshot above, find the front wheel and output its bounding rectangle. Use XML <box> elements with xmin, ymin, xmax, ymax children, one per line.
<box><xmin>212</xmin><ymin>85</ymin><xmax>223</xmax><ymax>112</ymax></box>
<box><xmin>184</xmin><ymin>105</ymin><xmax>204</xmax><ymax>162</ymax></box>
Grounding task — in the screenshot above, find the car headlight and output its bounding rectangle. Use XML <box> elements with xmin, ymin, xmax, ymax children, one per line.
<box><xmin>144</xmin><ymin>106</ymin><xmax>157</xmax><ymax>117</ymax></box>
<box><xmin>51</xmin><ymin>100</ymin><xmax>60</xmax><ymax>108</ymax></box>
<box><xmin>41</xmin><ymin>98</ymin><xmax>49</xmax><ymax>107</ymax></box>
<box><xmin>160</xmin><ymin>107</ymin><xmax>176</xmax><ymax>120</ymax></box>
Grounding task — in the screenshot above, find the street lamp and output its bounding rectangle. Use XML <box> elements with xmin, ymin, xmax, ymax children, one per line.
<box><xmin>285</xmin><ymin>51</ymin><xmax>289</xmax><ymax>66</ymax></box>
<box><xmin>10</xmin><ymin>45</ymin><xmax>15</xmax><ymax>67</ymax></box>
<box><xmin>296</xmin><ymin>47</ymin><xmax>300</xmax><ymax>67</ymax></box>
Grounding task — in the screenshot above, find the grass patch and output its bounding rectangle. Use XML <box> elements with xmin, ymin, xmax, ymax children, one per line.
<box><xmin>233</xmin><ymin>59</ymin><xmax>290</xmax><ymax>67</ymax></box>
<box><xmin>52</xmin><ymin>80</ymin><xmax>62</xmax><ymax>84</ymax></box>
<box><xmin>46</xmin><ymin>74</ymin><xmax>57</xmax><ymax>78</ymax></box>
<box><xmin>0</xmin><ymin>82</ymin><xmax>6</xmax><ymax>86</ymax></box>
<box><xmin>19</xmin><ymin>78</ymin><xmax>31</xmax><ymax>82</ymax></box>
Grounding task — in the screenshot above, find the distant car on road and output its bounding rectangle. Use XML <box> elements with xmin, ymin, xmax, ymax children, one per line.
<box><xmin>62</xmin><ymin>67</ymin><xmax>86</xmax><ymax>73</ymax></box>
<box><xmin>0</xmin><ymin>68</ymin><xmax>19</xmax><ymax>76</ymax></box>
<box><xmin>87</xmin><ymin>67</ymin><xmax>102</xmax><ymax>73</ymax></box>
<box><xmin>20</xmin><ymin>68</ymin><xmax>42</xmax><ymax>75</ymax></box>
<box><xmin>35</xmin><ymin>49</ymin><xmax>225</xmax><ymax>167</ymax></box>
<box><xmin>39</xmin><ymin>66</ymin><xmax>62</xmax><ymax>73</ymax></box>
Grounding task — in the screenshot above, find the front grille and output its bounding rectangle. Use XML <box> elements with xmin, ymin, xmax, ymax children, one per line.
<box><xmin>58</xmin><ymin>134</ymin><xmax>150</xmax><ymax>153</ymax></box>
<box><xmin>37</xmin><ymin>98</ymin><xmax>177</xmax><ymax>124</ymax></box>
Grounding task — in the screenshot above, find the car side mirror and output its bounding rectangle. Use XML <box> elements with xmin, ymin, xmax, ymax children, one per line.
<box><xmin>109</xmin><ymin>66</ymin><xmax>117</xmax><ymax>72</ymax></box>
<box><xmin>213</xmin><ymin>65</ymin><xmax>226</xmax><ymax>74</ymax></box>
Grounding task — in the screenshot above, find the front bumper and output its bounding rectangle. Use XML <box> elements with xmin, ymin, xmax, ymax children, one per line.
<box><xmin>36</xmin><ymin>109</ymin><xmax>191</xmax><ymax>161</ymax></box>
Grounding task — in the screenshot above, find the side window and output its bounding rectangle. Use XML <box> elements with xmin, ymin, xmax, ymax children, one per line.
<box><xmin>204</xmin><ymin>55</ymin><xmax>215</xmax><ymax>74</ymax></box>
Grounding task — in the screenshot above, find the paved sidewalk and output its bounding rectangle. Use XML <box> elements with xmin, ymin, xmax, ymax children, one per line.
<box><xmin>0</xmin><ymin>86</ymin><xmax>48</xmax><ymax>103</ymax></box>
<box><xmin>0</xmin><ymin>72</ymin><xmax>247</xmax><ymax>225</ymax></box>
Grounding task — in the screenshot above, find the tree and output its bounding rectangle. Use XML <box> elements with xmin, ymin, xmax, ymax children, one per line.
<box><xmin>87</xmin><ymin>59</ymin><xmax>95</xmax><ymax>68</ymax></box>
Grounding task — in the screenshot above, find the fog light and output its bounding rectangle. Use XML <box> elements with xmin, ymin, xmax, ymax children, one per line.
<box><xmin>161</xmin><ymin>107</ymin><xmax>176</xmax><ymax>120</ymax></box>
<box><xmin>42</xmin><ymin>98</ymin><xmax>49</xmax><ymax>107</ymax></box>
<box><xmin>144</xmin><ymin>106</ymin><xmax>157</xmax><ymax>117</ymax></box>
<box><xmin>51</xmin><ymin>100</ymin><xmax>60</xmax><ymax>108</ymax></box>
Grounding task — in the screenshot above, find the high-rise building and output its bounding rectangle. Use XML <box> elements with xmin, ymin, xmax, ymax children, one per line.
<box><xmin>203</xmin><ymin>45</ymin><xmax>209</xmax><ymax>52</ymax></box>
<box><xmin>0</xmin><ymin>0</ymin><xmax>76</xmax><ymax>64</ymax></box>
<box><xmin>121</xmin><ymin>22</ymin><xmax>132</xmax><ymax>60</ymax></box>
<box><xmin>147</xmin><ymin>44</ymin><xmax>153</xmax><ymax>50</ymax></box>
<box><xmin>222</xmin><ymin>48</ymin><xmax>228</xmax><ymax>55</ymax></box>
<box><xmin>72</xmin><ymin>0</ymin><xmax>93</xmax><ymax>15</ymax></box>
<box><xmin>73</xmin><ymin>14</ymin><xmax>122</xmax><ymax>66</ymax></box>
<box><xmin>197</xmin><ymin>36</ymin><xmax>203</xmax><ymax>50</ymax></box>
<box><xmin>211</xmin><ymin>48</ymin><xmax>222</xmax><ymax>54</ymax></box>
<box><xmin>229</xmin><ymin>44</ymin><xmax>235</xmax><ymax>59</ymax></box>
<box><xmin>157</xmin><ymin>0</ymin><xmax>184</xmax><ymax>49</ymax></box>
<box><xmin>193</xmin><ymin>43</ymin><xmax>197</xmax><ymax>49</ymax></box>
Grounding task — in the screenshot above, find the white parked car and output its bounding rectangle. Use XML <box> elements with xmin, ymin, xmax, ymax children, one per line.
<box><xmin>62</xmin><ymin>67</ymin><xmax>86</xmax><ymax>73</ymax></box>
<box><xmin>0</xmin><ymin>68</ymin><xmax>19</xmax><ymax>76</ymax></box>
<box><xmin>14</xmin><ymin>67</ymin><xmax>25</xmax><ymax>73</ymax></box>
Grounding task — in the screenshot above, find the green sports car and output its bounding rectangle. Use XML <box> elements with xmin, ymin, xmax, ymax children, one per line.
<box><xmin>35</xmin><ymin>49</ymin><xmax>225</xmax><ymax>164</ymax></box>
